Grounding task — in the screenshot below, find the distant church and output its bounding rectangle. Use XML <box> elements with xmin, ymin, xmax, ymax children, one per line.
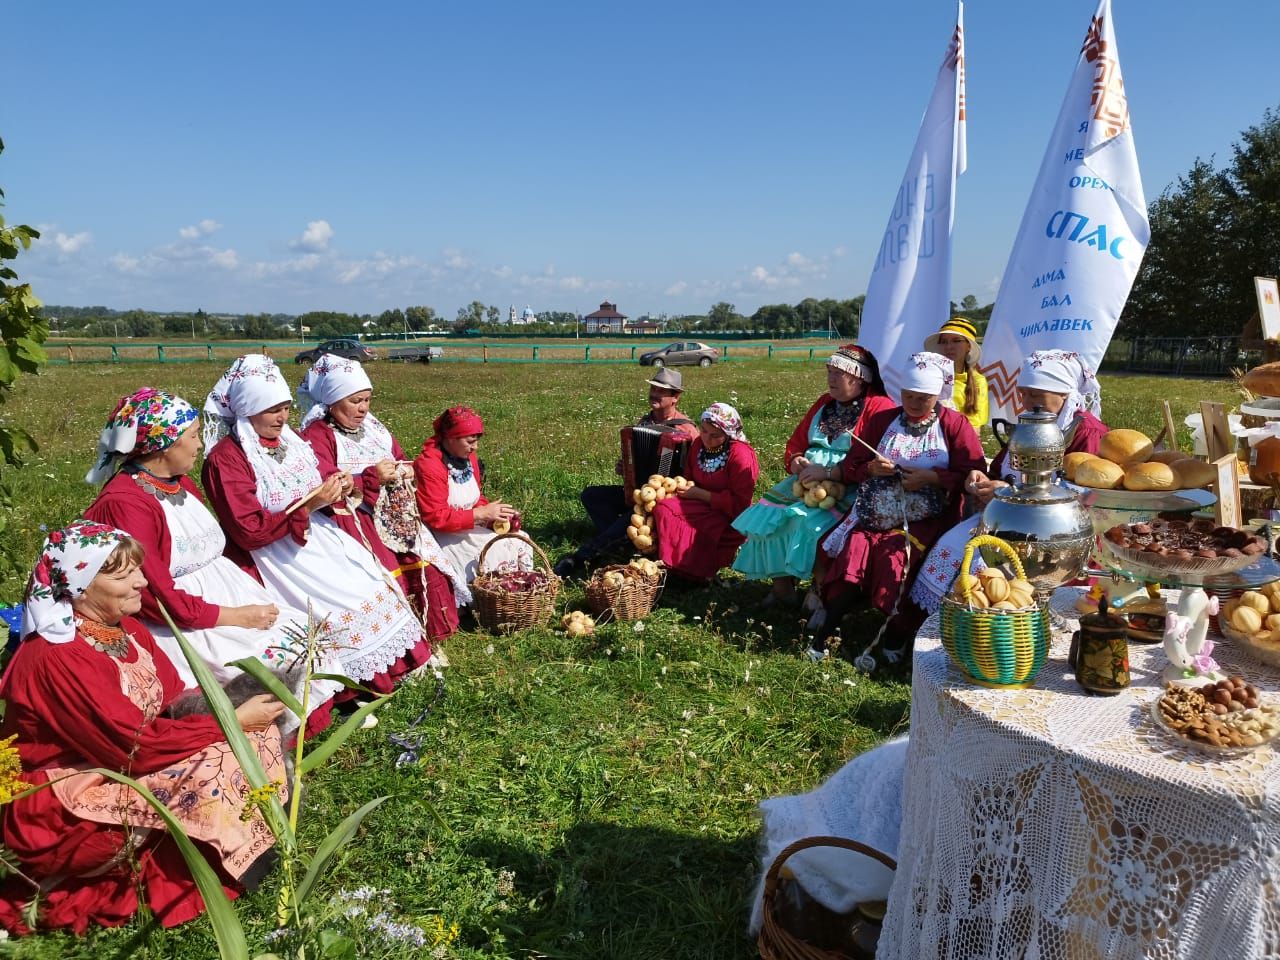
<box><xmin>507</xmin><ymin>304</ymin><xmax>538</xmax><ymax>326</ymax></box>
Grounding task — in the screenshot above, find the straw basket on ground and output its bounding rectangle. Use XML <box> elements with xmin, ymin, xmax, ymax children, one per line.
<box><xmin>470</xmin><ymin>533</ymin><xmax>561</xmax><ymax>632</ymax></box>
<box><xmin>940</xmin><ymin>534</ymin><xmax>1051</xmax><ymax>688</ymax></box>
<box><xmin>584</xmin><ymin>562</ymin><xmax>665</xmax><ymax>621</ymax></box>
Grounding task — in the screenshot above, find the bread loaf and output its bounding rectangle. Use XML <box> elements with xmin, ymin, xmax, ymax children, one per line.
<box><xmin>1123</xmin><ymin>461</ymin><xmax>1175</xmax><ymax>491</ymax></box>
<box><xmin>1075</xmin><ymin>458</ymin><xmax>1125</xmax><ymax>489</ymax></box>
<box><xmin>1242</xmin><ymin>361</ymin><xmax>1280</xmax><ymax>398</ymax></box>
<box><xmin>1170</xmin><ymin>458</ymin><xmax>1216</xmax><ymax>490</ymax></box>
<box><xmin>1098</xmin><ymin>429</ymin><xmax>1154</xmax><ymax>466</ymax></box>
<box><xmin>1063</xmin><ymin>452</ymin><xmax>1102</xmax><ymax>481</ymax></box>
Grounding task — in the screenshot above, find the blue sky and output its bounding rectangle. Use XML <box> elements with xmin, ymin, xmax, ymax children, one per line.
<box><xmin>5</xmin><ymin>0</ymin><xmax>1277</xmax><ymax>319</ymax></box>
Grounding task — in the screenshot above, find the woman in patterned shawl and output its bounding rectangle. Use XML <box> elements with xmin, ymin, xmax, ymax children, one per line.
<box><xmin>0</xmin><ymin>522</ymin><xmax>286</xmax><ymax>933</ymax></box>
<box><xmin>84</xmin><ymin>387</ymin><xmax>339</xmax><ymax>738</ymax></box>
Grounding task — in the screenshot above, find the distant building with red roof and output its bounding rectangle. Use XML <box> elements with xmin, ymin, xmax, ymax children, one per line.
<box><xmin>583</xmin><ymin>301</ymin><xmax>627</xmax><ymax>334</ymax></box>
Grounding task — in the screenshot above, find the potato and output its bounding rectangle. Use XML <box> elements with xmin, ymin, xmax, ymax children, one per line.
<box><xmin>629</xmin><ymin>515</ymin><xmax>645</xmax><ymax>530</ymax></box>
<box><xmin>634</xmin><ymin>534</ymin><xmax>653</xmax><ymax>550</ymax></box>
<box><xmin>792</xmin><ymin>480</ymin><xmax>806</xmax><ymax>498</ymax></box>
<box><xmin>663</xmin><ymin>477</ymin><xmax>677</xmax><ymax>492</ymax></box>
<box><xmin>641</xmin><ymin>487</ymin><xmax>657</xmax><ymax>502</ymax></box>
<box><xmin>1232</xmin><ymin>605</ymin><xmax>1264</xmax><ymax>634</ymax></box>
<box><xmin>818</xmin><ymin>496</ymin><xmax>836</xmax><ymax>510</ymax></box>
<box><xmin>643</xmin><ymin>500</ymin><xmax>655</xmax><ymax>513</ymax></box>
<box><xmin>1241</xmin><ymin>591</ymin><xmax>1270</xmax><ymax>615</ymax></box>
<box><xmin>811</xmin><ymin>486</ymin><xmax>828</xmax><ymax>502</ymax></box>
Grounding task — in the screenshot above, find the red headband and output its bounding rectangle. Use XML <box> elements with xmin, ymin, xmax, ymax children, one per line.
<box><xmin>433</xmin><ymin>406</ymin><xmax>484</xmax><ymax>440</ymax></box>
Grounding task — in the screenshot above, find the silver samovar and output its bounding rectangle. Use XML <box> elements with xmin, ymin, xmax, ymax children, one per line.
<box><xmin>978</xmin><ymin>407</ymin><xmax>1093</xmax><ymax>605</ymax></box>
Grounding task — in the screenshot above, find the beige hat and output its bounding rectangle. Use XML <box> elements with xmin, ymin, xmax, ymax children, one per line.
<box><xmin>645</xmin><ymin>367</ymin><xmax>684</xmax><ymax>391</ymax></box>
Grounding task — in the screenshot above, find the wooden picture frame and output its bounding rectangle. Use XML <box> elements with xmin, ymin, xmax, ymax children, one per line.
<box><xmin>1213</xmin><ymin>453</ymin><xmax>1241</xmax><ymax>528</ymax></box>
<box><xmin>1199</xmin><ymin>401</ymin><xmax>1231</xmax><ymax>463</ymax></box>
<box><xmin>1256</xmin><ymin>276</ymin><xmax>1280</xmax><ymax>342</ymax></box>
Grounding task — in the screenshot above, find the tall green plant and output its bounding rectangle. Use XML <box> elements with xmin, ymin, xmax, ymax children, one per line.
<box><xmin>0</xmin><ymin>136</ymin><xmax>49</xmax><ymax>575</ymax></box>
<box><xmin>159</xmin><ymin>603</ymin><xmax>395</xmax><ymax>956</ymax></box>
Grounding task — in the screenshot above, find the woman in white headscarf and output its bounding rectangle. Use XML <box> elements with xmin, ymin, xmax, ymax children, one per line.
<box><xmin>200</xmin><ymin>355</ymin><xmax>427</xmax><ymax>698</ymax></box>
<box><xmin>909</xmin><ymin>349</ymin><xmax>1107</xmax><ymax>616</ymax></box>
<box><xmin>810</xmin><ymin>352</ymin><xmax>985</xmax><ymax>662</ymax></box>
<box><xmin>297</xmin><ymin>353</ymin><xmax>460</xmax><ymax>653</ymax></box>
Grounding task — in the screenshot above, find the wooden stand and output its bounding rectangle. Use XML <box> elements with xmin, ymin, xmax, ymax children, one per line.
<box><xmin>1213</xmin><ymin>454</ymin><xmax>1242</xmax><ymax>528</ymax></box>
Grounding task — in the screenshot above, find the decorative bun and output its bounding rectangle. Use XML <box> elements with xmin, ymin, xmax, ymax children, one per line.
<box><xmin>1170</xmin><ymin>458</ymin><xmax>1216</xmax><ymax>490</ymax></box>
<box><xmin>1099</xmin><ymin>429</ymin><xmax>1154</xmax><ymax>466</ymax></box>
<box><xmin>1063</xmin><ymin>452</ymin><xmax>1102</xmax><ymax>481</ymax></box>
<box><xmin>1243</xmin><ymin>361</ymin><xmax>1280</xmax><ymax>398</ymax></box>
<box><xmin>1123</xmin><ymin>462</ymin><xmax>1176</xmax><ymax>491</ymax></box>
<box><xmin>1148</xmin><ymin>449</ymin><xmax>1191</xmax><ymax>465</ymax></box>
<box><xmin>1075</xmin><ymin>458</ymin><xmax>1125</xmax><ymax>489</ymax></box>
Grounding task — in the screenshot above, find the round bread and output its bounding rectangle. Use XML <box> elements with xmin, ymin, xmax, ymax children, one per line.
<box><xmin>1122</xmin><ymin>461</ymin><xmax>1176</xmax><ymax>491</ymax></box>
<box><xmin>1148</xmin><ymin>449</ymin><xmax>1191</xmax><ymax>465</ymax></box>
<box><xmin>1063</xmin><ymin>452</ymin><xmax>1103</xmax><ymax>481</ymax></box>
<box><xmin>1170</xmin><ymin>458</ymin><xmax>1216</xmax><ymax>490</ymax></box>
<box><xmin>1098</xmin><ymin>429</ymin><xmax>1154</xmax><ymax>465</ymax></box>
<box><xmin>1075</xmin><ymin>458</ymin><xmax>1125</xmax><ymax>489</ymax></box>
<box><xmin>1242</xmin><ymin>361</ymin><xmax>1280</xmax><ymax>398</ymax></box>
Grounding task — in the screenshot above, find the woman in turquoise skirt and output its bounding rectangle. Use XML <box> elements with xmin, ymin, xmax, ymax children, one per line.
<box><xmin>732</xmin><ymin>345</ymin><xmax>893</xmax><ymax>607</ymax></box>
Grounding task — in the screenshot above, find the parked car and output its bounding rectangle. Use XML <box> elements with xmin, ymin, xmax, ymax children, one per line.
<box><xmin>294</xmin><ymin>338</ymin><xmax>377</xmax><ymax>365</ymax></box>
<box><xmin>638</xmin><ymin>341</ymin><xmax>719</xmax><ymax>368</ymax></box>
<box><xmin>386</xmin><ymin>345</ymin><xmax>444</xmax><ymax>363</ymax></box>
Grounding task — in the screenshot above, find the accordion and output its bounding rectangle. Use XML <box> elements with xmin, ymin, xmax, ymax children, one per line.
<box><xmin>621</xmin><ymin>424</ymin><xmax>691</xmax><ymax>493</ymax></box>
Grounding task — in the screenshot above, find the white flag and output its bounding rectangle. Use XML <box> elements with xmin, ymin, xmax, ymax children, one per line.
<box><xmin>979</xmin><ymin>0</ymin><xmax>1148</xmax><ymax>420</ymax></box>
<box><xmin>858</xmin><ymin>2</ymin><xmax>966</xmax><ymax>399</ymax></box>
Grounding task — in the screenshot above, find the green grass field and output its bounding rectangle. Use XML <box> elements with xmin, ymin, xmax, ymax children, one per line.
<box><xmin>0</xmin><ymin>360</ymin><xmax>1244</xmax><ymax>959</ymax></box>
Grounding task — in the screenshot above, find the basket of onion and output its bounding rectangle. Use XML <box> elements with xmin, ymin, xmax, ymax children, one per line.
<box><xmin>470</xmin><ymin>533</ymin><xmax>562</xmax><ymax>632</ymax></box>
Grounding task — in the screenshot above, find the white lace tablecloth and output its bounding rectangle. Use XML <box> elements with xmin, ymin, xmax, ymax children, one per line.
<box><xmin>879</xmin><ymin>587</ymin><xmax>1280</xmax><ymax>960</ymax></box>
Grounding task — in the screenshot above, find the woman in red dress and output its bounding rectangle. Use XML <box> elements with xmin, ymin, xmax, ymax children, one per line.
<box><xmin>0</xmin><ymin>522</ymin><xmax>286</xmax><ymax>934</ymax></box>
<box><xmin>653</xmin><ymin>403</ymin><xmax>760</xmax><ymax>583</ymax></box>
<box><xmin>298</xmin><ymin>353</ymin><xmax>459</xmax><ymax>657</ymax></box>
<box><xmin>812</xmin><ymin>353</ymin><xmax>985</xmax><ymax>666</ymax></box>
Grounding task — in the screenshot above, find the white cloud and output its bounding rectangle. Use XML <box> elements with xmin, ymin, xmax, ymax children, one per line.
<box><xmin>179</xmin><ymin>219</ymin><xmax>222</xmax><ymax>239</ymax></box>
<box><xmin>442</xmin><ymin>248</ymin><xmax>472</xmax><ymax>270</ymax></box>
<box><xmin>290</xmin><ymin>220</ymin><xmax>334</xmax><ymax>253</ymax></box>
<box><xmin>52</xmin><ymin>231</ymin><xmax>92</xmax><ymax>254</ymax></box>
<box><xmin>664</xmin><ymin>280</ymin><xmax>688</xmax><ymax>297</ymax></box>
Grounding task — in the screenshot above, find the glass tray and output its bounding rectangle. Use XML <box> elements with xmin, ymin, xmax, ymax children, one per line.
<box><xmin>1149</xmin><ymin>695</ymin><xmax>1280</xmax><ymax>756</ymax></box>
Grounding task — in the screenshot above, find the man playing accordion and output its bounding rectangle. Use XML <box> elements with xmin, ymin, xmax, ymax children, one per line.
<box><xmin>554</xmin><ymin>367</ymin><xmax>698</xmax><ymax>576</ymax></box>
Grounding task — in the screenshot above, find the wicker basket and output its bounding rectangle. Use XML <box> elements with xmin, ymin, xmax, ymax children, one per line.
<box><xmin>758</xmin><ymin>835</ymin><xmax>896</xmax><ymax>960</ymax></box>
<box><xmin>940</xmin><ymin>534</ymin><xmax>1051</xmax><ymax>689</ymax></box>
<box><xmin>470</xmin><ymin>533</ymin><xmax>561</xmax><ymax>632</ymax></box>
<box><xmin>584</xmin><ymin>563</ymin><xmax>665</xmax><ymax>621</ymax></box>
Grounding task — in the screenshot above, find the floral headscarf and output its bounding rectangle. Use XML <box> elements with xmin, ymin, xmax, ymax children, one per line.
<box><xmin>298</xmin><ymin>353</ymin><xmax>374</xmax><ymax>431</ymax></box>
<box><xmin>902</xmin><ymin>352</ymin><xmax>955</xmax><ymax>396</ymax></box>
<box><xmin>85</xmin><ymin>388</ymin><xmax>198</xmax><ymax>484</ymax></box>
<box><xmin>700</xmin><ymin>403</ymin><xmax>746</xmax><ymax>442</ymax></box>
<box><xmin>1018</xmin><ymin>350</ymin><xmax>1102</xmax><ymax>430</ymax></box>
<box><xmin>22</xmin><ymin>521</ymin><xmax>135</xmax><ymax>644</ymax></box>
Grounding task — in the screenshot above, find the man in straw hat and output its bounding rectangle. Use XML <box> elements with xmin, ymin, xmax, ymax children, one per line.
<box><xmin>554</xmin><ymin>368</ymin><xmax>699</xmax><ymax>577</ymax></box>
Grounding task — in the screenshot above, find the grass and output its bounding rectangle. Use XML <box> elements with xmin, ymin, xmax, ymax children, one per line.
<box><xmin>0</xmin><ymin>359</ymin><xmax>1246</xmax><ymax>958</ymax></box>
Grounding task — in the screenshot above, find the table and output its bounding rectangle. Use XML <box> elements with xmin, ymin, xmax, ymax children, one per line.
<box><xmin>878</xmin><ymin>588</ymin><xmax>1280</xmax><ymax>960</ymax></box>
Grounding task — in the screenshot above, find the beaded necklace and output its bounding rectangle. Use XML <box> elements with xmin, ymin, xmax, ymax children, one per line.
<box><xmin>818</xmin><ymin>396</ymin><xmax>866</xmax><ymax>439</ymax></box>
<box><xmin>697</xmin><ymin>441</ymin><xmax>731</xmax><ymax>473</ymax></box>
<box><xmin>330</xmin><ymin>417</ymin><xmax>367</xmax><ymax>444</ymax></box>
<box><xmin>898</xmin><ymin>406</ymin><xmax>940</xmax><ymax>438</ymax></box>
<box><xmin>259</xmin><ymin>436</ymin><xmax>288</xmax><ymax>464</ymax></box>
<box><xmin>76</xmin><ymin>616</ymin><xmax>130</xmax><ymax>659</ymax></box>
<box><xmin>130</xmin><ymin>466</ymin><xmax>187</xmax><ymax>506</ymax></box>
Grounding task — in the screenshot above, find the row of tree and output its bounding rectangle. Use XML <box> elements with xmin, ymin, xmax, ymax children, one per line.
<box><xmin>1120</xmin><ymin>106</ymin><xmax>1280</xmax><ymax>338</ymax></box>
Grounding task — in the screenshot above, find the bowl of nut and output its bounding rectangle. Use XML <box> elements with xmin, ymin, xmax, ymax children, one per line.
<box><xmin>1151</xmin><ymin>677</ymin><xmax>1280</xmax><ymax>754</ymax></box>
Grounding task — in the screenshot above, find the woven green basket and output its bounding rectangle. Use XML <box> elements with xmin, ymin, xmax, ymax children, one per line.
<box><xmin>940</xmin><ymin>534</ymin><xmax>1050</xmax><ymax>689</ymax></box>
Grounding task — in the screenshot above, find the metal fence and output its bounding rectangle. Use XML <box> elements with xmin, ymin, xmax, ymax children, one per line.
<box><xmin>1108</xmin><ymin>337</ymin><xmax>1263</xmax><ymax>377</ymax></box>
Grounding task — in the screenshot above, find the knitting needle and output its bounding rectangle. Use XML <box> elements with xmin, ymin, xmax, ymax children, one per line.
<box><xmin>284</xmin><ymin>484</ymin><xmax>329</xmax><ymax>515</ymax></box>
